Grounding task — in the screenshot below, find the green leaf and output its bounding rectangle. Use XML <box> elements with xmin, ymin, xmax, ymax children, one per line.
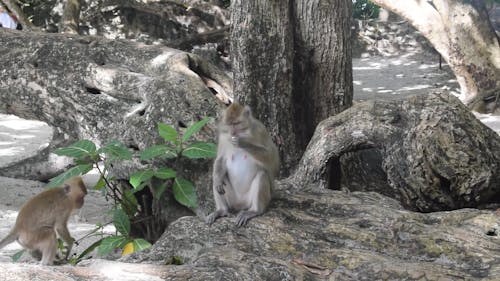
<box><xmin>54</xmin><ymin>140</ymin><xmax>96</xmax><ymax>159</ymax></box>
<box><xmin>165</xmin><ymin>255</ymin><xmax>184</xmax><ymax>265</ymax></box>
<box><xmin>133</xmin><ymin>181</ymin><xmax>148</xmax><ymax>193</ymax></box>
<box><xmin>173</xmin><ymin>177</ymin><xmax>197</xmax><ymax>209</ymax></box>
<box><xmin>181</xmin><ymin>142</ymin><xmax>217</xmax><ymax>159</ymax></box>
<box><xmin>129</xmin><ymin>169</ymin><xmax>154</xmax><ymax>189</ymax></box>
<box><xmin>121</xmin><ymin>190</ymin><xmax>138</xmax><ymax>216</ymax></box>
<box><xmin>11</xmin><ymin>250</ymin><xmax>26</xmax><ymax>262</ymax></box>
<box><xmin>140</xmin><ymin>145</ymin><xmax>177</xmax><ymax>161</ymax></box>
<box><xmin>97</xmin><ymin>140</ymin><xmax>132</xmax><ymax>160</ymax></box>
<box><xmin>71</xmin><ymin>238</ymin><xmax>103</xmax><ymax>265</ymax></box>
<box><xmin>154</xmin><ymin>167</ymin><xmax>176</xmax><ymax>179</ymax></box>
<box><xmin>93</xmin><ymin>175</ymin><xmax>106</xmax><ymax>190</ymax></box>
<box><xmin>98</xmin><ymin>236</ymin><xmax>128</xmax><ymax>256</ymax></box>
<box><xmin>57</xmin><ymin>238</ymin><xmax>64</xmax><ymax>251</ymax></box>
<box><xmin>182</xmin><ymin>117</ymin><xmax>212</xmax><ymax>143</ymax></box>
<box><xmin>152</xmin><ymin>181</ymin><xmax>168</xmax><ymax>199</ymax></box>
<box><xmin>46</xmin><ymin>164</ymin><xmax>93</xmax><ymax>188</ymax></box>
<box><xmin>132</xmin><ymin>239</ymin><xmax>152</xmax><ymax>252</ymax></box>
<box><xmin>158</xmin><ymin>123</ymin><xmax>178</xmax><ymax>144</ymax></box>
<box><xmin>113</xmin><ymin>209</ymin><xmax>131</xmax><ymax>236</ymax></box>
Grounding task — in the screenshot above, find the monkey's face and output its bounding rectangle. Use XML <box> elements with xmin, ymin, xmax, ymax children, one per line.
<box><xmin>74</xmin><ymin>184</ymin><xmax>87</xmax><ymax>209</ymax></box>
<box><xmin>63</xmin><ymin>177</ymin><xmax>87</xmax><ymax>209</ymax></box>
<box><xmin>228</xmin><ymin>119</ymin><xmax>249</xmax><ymax>137</ymax></box>
<box><xmin>75</xmin><ymin>195</ymin><xmax>85</xmax><ymax>209</ymax></box>
<box><xmin>222</xmin><ymin>103</ymin><xmax>252</xmax><ymax>137</ymax></box>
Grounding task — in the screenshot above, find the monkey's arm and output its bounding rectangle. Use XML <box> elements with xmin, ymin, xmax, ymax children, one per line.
<box><xmin>212</xmin><ymin>156</ymin><xmax>227</xmax><ymax>194</ymax></box>
<box><xmin>55</xmin><ymin>221</ymin><xmax>74</xmax><ymax>259</ymax></box>
<box><xmin>233</xmin><ymin>135</ymin><xmax>274</xmax><ymax>163</ymax></box>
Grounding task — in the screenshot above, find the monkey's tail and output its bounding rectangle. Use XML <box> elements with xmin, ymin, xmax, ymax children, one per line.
<box><xmin>0</xmin><ymin>230</ymin><xmax>17</xmax><ymax>250</ymax></box>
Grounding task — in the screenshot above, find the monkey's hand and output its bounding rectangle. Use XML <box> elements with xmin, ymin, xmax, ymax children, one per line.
<box><xmin>231</xmin><ymin>136</ymin><xmax>265</xmax><ymax>154</ymax></box>
<box><xmin>231</xmin><ymin>136</ymin><xmax>239</xmax><ymax>146</ymax></box>
<box><xmin>63</xmin><ymin>238</ymin><xmax>75</xmax><ymax>259</ymax></box>
<box><xmin>213</xmin><ymin>176</ymin><xmax>226</xmax><ymax>194</ymax></box>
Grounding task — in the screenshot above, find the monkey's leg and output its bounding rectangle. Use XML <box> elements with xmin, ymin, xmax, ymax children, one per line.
<box><xmin>39</xmin><ymin>230</ymin><xmax>57</xmax><ymax>265</ymax></box>
<box><xmin>206</xmin><ymin>209</ymin><xmax>229</xmax><ymax>225</ymax></box>
<box><xmin>55</xmin><ymin>223</ymin><xmax>75</xmax><ymax>259</ymax></box>
<box><xmin>206</xmin><ymin>188</ymin><xmax>230</xmax><ymax>225</ymax></box>
<box><xmin>30</xmin><ymin>250</ymin><xmax>42</xmax><ymax>261</ymax></box>
<box><xmin>235</xmin><ymin>171</ymin><xmax>271</xmax><ymax>227</ymax></box>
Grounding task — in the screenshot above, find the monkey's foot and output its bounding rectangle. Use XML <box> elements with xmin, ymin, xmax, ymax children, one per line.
<box><xmin>206</xmin><ymin>210</ymin><xmax>228</xmax><ymax>225</ymax></box>
<box><xmin>235</xmin><ymin>210</ymin><xmax>260</xmax><ymax>227</ymax></box>
<box><xmin>53</xmin><ymin>258</ymin><xmax>69</xmax><ymax>265</ymax></box>
<box><xmin>30</xmin><ymin>250</ymin><xmax>43</xmax><ymax>261</ymax></box>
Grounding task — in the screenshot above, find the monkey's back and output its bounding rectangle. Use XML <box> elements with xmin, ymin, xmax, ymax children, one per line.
<box><xmin>15</xmin><ymin>187</ymin><xmax>71</xmax><ymax>232</ymax></box>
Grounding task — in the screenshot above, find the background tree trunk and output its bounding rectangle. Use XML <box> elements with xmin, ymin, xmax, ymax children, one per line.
<box><xmin>292</xmin><ymin>0</ymin><xmax>353</xmax><ymax>149</ymax></box>
<box><xmin>370</xmin><ymin>0</ymin><xmax>500</xmax><ymax>113</ymax></box>
<box><xmin>60</xmin><ymin>0</ymin><xmax>81</xmax><ymax>34</ymax></box>
<box><xmin>231</xmin><ymin>0</ymin><xmax>353</xmax><ymax>175</ymax></box>
<box><xmin>231</xmin><ymin>0</ymin><xmax>297</xmax><ymax>175</ymax></box>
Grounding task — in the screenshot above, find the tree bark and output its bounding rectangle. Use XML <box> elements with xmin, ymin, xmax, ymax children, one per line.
<box><xmin>370</xmin><ymin>0</ymin><xmax>500</xmax><ymax>113</ymax></box>
<box><xmin>231</xmin><ymin>0</ymin><xmax>353</xmax><ymax>175</ymax></box>
<box><xmin>59</xmin><ymin>0</ymin><xmax>81</xmax><ymax>34</ymax></box>
<box><xmin>292</xmin><ymin>0</ymin><xmax>353</xmax><ymax>148</ymax></box>
<box><xmin>231</xmin><ymin>0</ymin><xmax>297</xmax><ymax>175</ymax></box>
<box><xmin>292</xmin><ymin>91</ymin><xmax>500</xmax><ymax>212</ymax></box>
<box><xmin>169</xmin><ymin>26</ymin><xmax>229</xmax><ymax>51</ymax></box>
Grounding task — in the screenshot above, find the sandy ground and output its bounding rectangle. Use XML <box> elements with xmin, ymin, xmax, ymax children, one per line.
<box><xmin>0</xmin><ymin>51</ymin><xmax>499</xmax><ymax>265</ymax></box>
<box><xmin>0</xmin><ymin>115</ymin><xmax>52</xmax><ymax>170</ymax></box>
<box><xmin>353</xmin><ymin>52</ymin><xmax>500</xmax><ymax>134</ymax></box>
<box><xmin>353</xmin><ymin>52</ymin><xmax>460</xmax><ymax>101</ymax></box>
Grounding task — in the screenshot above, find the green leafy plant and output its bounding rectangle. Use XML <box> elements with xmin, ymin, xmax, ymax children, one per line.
<box><xmin>96</xmin><ymin>209</ymin><xmax>151</xmax><ymax>257</ymax></box>
<box><xmin>130</xmin><ymin>117</ymin><xmax>216</xmax><ymax>209</ymax></box>
<box><xmin>353</xmin><ymin>0</ymin><xmax>380</xmax><ymax>20</ymax></box>
<box><xmin>11</xmin><ymin>249</ymin><xmax>26</xmax><ymax>262</ymax></box>
<box><xmin>40</xmin><ymin>117</ymin><xmax>215</xmax><ymax>264</ymax></box>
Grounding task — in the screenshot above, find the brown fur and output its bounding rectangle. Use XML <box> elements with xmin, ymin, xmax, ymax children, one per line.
<box><xmin>0</xmin><ymin>176</ymin><xmax>87</xmax><ymax>265</ymax></box>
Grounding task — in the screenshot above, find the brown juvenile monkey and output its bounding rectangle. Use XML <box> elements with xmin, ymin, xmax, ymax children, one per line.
<box><xmin>207</xmin><ymin>103</ymin><xmax>279</xmax><ymax>227</ymax></box>
<box><xmin>0</xmin><ymin>176</ymin><xmax>87</xmax><ymax>265</ymax></box>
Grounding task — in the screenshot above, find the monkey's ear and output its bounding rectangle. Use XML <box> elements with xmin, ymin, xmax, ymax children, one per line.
<box><xmin>243</xmin><ymin>105</ymin><xmax>252</xmax><ymax>118</ymax></box>
<box><xmin>63</xmin><ymin>184</ymin><xmax>71</xmax><ymax>194</ymax></box>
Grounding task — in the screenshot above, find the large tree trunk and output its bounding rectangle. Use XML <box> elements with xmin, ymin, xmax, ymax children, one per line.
<box><xmin>231</xmin><ymin>0</ymin><xmax>353</xmax><ymax>175</ymax></box>
<box><xmin>59</xmin><ymin>0</ymin><xmax>81</xmax><ymax>34</ymax></box>
<box><xmin>292</xmin><ymin>0</ymin><xmax>353</xmax><ymax>149</ymax></box>
<box><xmin>231</xmin><ymin>1</ymin><xmax>297</xmax><ymax>174</ymax></box>
<box><xmin>370</xmin><ymin>0</ymin><xmax>500</xmax><ymax>113</ymax></box>
<box><xmin>292</xmin><ymin>91</ymin><xmax>500</xmax><ymax>212</ymax></box>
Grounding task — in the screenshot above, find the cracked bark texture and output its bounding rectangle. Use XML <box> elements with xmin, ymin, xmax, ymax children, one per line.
<box><xmin>121</xmin><ymin>185</ymin><xmax>500</xmax><ymax>281</ymax></box>
<box><xmin>293</xmin><ymin>91</ymin><xmax>500</xmax><ymax>212</ymax></box>
<box><xmin>0</xmin><ymin>28</ymin><xmax>231</xmax><ymax>220</ymax></box>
